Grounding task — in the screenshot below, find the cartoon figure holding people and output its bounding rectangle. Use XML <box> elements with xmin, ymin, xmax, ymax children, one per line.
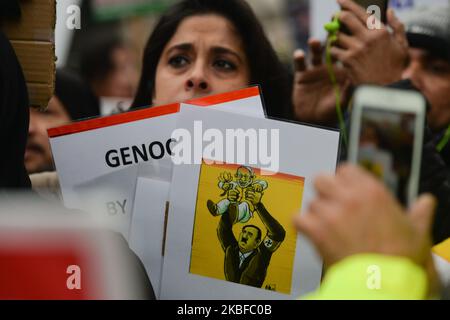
<box><xmin>206</xmin><ymin>165</ymin><xmax>285</xmax><ymax>288</ymax></box>
<box><xmin>207</xmin><ymin>166</ymin><xmax>268</xmax><ymax>223</ymax></box>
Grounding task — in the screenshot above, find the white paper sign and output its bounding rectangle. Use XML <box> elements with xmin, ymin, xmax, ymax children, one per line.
<box><xmin>49</xmin><ymin>87</ymin><xmax>265</xmax><ymax>239</ymax></box>
<box><xmin>160</xmin><ymin>106</ymin><xmax>340</xmax><ymax>300</ymax></box>
<box><xmin>129</xmin><ymin>177</ymin><xmax>170</xmax><ymax>296</ymax></box>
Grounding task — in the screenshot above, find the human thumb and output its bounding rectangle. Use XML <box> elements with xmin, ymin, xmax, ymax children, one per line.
<box><xmin>408</xmin><ymin>194</ymin><xmax>436</xmax><ymax>237</ymax></box>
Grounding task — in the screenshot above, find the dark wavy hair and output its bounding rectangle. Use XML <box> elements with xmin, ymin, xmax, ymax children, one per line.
<box><xmin>132</xmin><ymin>0</ymin><xmax>292</xmax><ymax>119</ymax></box>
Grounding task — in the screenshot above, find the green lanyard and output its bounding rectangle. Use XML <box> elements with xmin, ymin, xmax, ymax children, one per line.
<box><xmin>324</xmin><ymin>15</ymin><xmax>348</xmax><ymax>147</ymax></box>
<box><xmin>437</xmin><ymin>125</ymin><xmax>450</xmax><ymax>152</ymax></box>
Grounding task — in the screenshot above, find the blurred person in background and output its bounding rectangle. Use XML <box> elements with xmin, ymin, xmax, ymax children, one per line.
<box><xmin>80</xmin><ymin>35</ymin><xmax>139</xmax><ymax>114</ymax></box>
<box><xmin>26</xmin><ymin>69</ymin><xmax>99</xmax><ymax>175</ymax></box>
<box><xmin>131</xmin><ymin>0</ymin><xmax>293</xmax><ymax>120</ymax></box>
<box><xmin>286</xmin><ymin>0</ymin><xmax>310</xmax><ymax>57</ymax></box>
<box><xmin>401</xmin><ymin>6</ymin><xmax>450</xmax><ymax>247</ymax></box>
<box><xmin>26</xmin><ymin>70</ymin><xmax>100</xmax><ymax>201</ymax></box>
<box><xmin>401</xmin><ymin>6</ymin><xmax>450</xmax><ymax>161</ymax></box>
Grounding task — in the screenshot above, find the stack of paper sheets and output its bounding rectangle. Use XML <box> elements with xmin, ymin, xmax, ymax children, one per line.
<box><xmin>49</xmin><ymin>86</ymin><xmax>340</xmax><ymax>299</ymax></box>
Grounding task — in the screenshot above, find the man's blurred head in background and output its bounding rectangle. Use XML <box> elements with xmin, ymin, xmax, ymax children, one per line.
<box><xmin>80</xmin><ymin>36</ymin><xmax>139</xmax><ymax>99</ymax></box>
<box><xmin>25</xmin><ymin>70</ymin><xmax>99</xmax><ymax>174</ymax></box>
<box><xmin>402</xmin><ymin>7</ymin><xmax>450</xmax><ymax>132</ymax></box>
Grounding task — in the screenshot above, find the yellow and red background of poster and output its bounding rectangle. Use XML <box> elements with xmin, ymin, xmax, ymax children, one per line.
<box><xmin>189</xmin><ymin>161</ymin><xmax>305</xmax><ymax>295</ymax></box>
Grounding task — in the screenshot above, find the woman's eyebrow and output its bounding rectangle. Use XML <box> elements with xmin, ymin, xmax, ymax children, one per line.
<box><xmin>211</xmin><ymin>46</ymin><xmax>243</xmax><ymax>63</ymax></box>
<box><xmin>166</xmin><ymin>43</ymin><xmax>244</xmax><ymax>63</ymax></box>
<box><xmin>166</xmin><ymin>43</ymin><xmax>193</xmax><ymax>55</ymax></box>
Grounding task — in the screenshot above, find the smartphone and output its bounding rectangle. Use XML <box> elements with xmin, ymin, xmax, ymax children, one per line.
<box><xmin>348</xmin><ymin>86</ymin><xmax>426</xmax><ymax>206</ymax></box>
<box><xmin>340</xmin><ymin>0</ymin><xmax>389</xmax><ymax>34</ymax></box>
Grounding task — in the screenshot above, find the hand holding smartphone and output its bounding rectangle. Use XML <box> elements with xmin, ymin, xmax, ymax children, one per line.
<box><xmin>348</xmin><ymin>86</ymin><xmax>426</xmax><ymax>206</ymax></box>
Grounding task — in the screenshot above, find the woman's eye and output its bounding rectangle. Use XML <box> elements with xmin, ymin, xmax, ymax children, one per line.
<box><xmin>427</xmin><ymin>62</ymin><xmax>450</xmax><ymax>75</ymax></box>
<box><xmin>213</xmin><ymin>59</ymin><xmax>236</xmax><ymax>71</ymax></box>
<box><xmin>168</xmin><ymin>55</ymin><xmax>189</xmax><ymax>68</ymax></box>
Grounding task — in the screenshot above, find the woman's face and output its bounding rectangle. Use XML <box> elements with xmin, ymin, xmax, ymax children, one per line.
<box><xmin>153</xmin><ymin>14</ymin><xmax>250</xmax><ymax>106</ymax></box>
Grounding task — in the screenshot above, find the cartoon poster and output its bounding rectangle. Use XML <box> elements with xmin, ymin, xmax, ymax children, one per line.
<box><xmin>189</xmin><ymin>161</ymin><xmax>304</xmax><ymax>295</ymax></box>
<box><xmin>160</xmin><ymin>106</ymin><xmax>339</xmax><ymax>300</ymax></box>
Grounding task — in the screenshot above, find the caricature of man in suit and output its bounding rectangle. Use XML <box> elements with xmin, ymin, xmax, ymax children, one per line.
<box><xmin>216</xmin><ymin>187</ymin><xmax>285</xmax><ymax>288</ymax></box>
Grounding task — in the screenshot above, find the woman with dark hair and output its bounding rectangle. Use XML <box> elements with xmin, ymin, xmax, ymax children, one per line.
<box><xmin>132</xmin><ymin>0</ymin><xmax>293</xmax><ymax>120</ymax></box>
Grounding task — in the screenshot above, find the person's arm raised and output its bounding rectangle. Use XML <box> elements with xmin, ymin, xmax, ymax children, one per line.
<box><xmin>247</xmin><ymin>191</ymin><xmax>285</xmax><ymax>251</ymax></box>
<box><xmin>217</xmin><ymin>190</ymin><xmax>240</xmax><ymax>251</ymax></box>
<box><xmin>331</xmin><ymin>0</ymin><xmax>409</xmax><ymax>86</ymax></box>
<box><xmin>292</xmin><ymin>39</ymin><xmax>351</xmax><ymax>127</ymax></box>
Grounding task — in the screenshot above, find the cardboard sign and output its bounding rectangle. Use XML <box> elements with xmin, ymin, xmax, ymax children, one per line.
<box><xmin>49</xmin><ymin>87</ymin><xmax>265</xmax><ymax>238</ymax></box>
<box><xmin>160</xmin><ymin>106</ymin><xmax>340</xmax><ymax>299</ymax></box>
<box><xmin>1</xmin><ymin>0</ymin><xmax>56</xmax><ymax>108</ymax></box>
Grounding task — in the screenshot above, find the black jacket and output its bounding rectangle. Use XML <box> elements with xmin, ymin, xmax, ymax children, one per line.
<box><xmin>389</xmin><ymin>80</ymin><xmax>450</xmax><ymax>244</ymax></box>
<box><xmin>422</xmin><ymin>126</ymin><xmax>450</xmax><ymax>244</ymax></box>
<box><xmin>0</xmin><ymin>31</ymin><xmax>31</xmax><ymax>189</ymax></box>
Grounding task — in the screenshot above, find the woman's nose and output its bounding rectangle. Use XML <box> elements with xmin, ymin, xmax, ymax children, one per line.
<box><xmin>185</xmin><ymin>63</ymin><xmax>210</xmax><ymax>93</ymax></box>
<box><xmin>186</xmin><ymin>79</ymin><xmax>208</xmax><ymax>90</ymax></box>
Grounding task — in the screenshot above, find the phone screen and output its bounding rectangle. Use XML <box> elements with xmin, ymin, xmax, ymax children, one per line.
<box><xmin>354</xmin><ymin>0</ymin><xmax>388</xmax><ymax>23</ymax></box>
<box><xmin>357</xmin><ymin>107</ymin><xmax>416</xmax><ymax>205</ymax></box>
